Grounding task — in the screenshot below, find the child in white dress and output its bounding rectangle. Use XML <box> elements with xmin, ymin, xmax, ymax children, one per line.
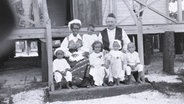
<box><xmin>89</xmin><ymin>41</ymin><xmax>107</xmax><ymax>86</ymax></box>
<box><xmin>106</xmin><ymin>40</ymin><xmax>126</xmax><ymax>86</ymax></box>
<box><xmin>53</xmin><ymin>48</ymin><xmax>73</xmax><ymax>89</ymax></box>
<box><xmin>125</xmin><ymin>42</ymin><xmax>145</xmax><ymax>84</ymax></box>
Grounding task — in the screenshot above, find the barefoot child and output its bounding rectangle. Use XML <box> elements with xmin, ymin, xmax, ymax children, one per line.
<box><xmin>125</xmin><ymin>42</ymin><xmax>145</xmax><ymax>84</ymax></box>
<box><xmin>89</xmin><ymin>41</ymin><xmax>107</xmax><ymax>86</ymax></box>
<box><xmin>53</xmin><ymin>48</ymin><xmax>73</xmax><ymax>89</ymax></box>
<box><xmin>106</xmin><ymin>40</ymin><xmax>126</xmax><ymax>86</ymax></box>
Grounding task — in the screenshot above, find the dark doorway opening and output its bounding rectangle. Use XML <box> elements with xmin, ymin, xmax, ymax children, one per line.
<box><xmin>47</xmin><ymin>0</ymin><xmax>73</xmax><ymax>26</ymax></box>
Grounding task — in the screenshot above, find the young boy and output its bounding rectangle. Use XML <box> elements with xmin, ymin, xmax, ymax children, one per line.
<box><xmin>81</xmin><ymin>24</ymin><xmax>100</xmax><ymax>55</ymax></box>
<box><xmin>125</xmin><ymin>42</ymin><xmax>145</xmax><ymax>84</ymax></box>
<box><xmin>53</xmin><ymin>48</ymin><xmax>73</xmax><ymax>89</ymax></box>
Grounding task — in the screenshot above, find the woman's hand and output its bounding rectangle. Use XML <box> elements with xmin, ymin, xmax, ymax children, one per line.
<box><xmin>82</xmin><ymin>52</ymin><xmax>89</xmax><ymax>58</ymax></box>
<box><xmin>68</xmin><ymin>40</ymin><xmax>76</xmax><ymax>49</ymax></box>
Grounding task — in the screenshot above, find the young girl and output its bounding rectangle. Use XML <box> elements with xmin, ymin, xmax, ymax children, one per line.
<box><xmin>125</xmin><ymin>42</ymin><xmax>145</xmax><ymax>84</ymax></box>
<box><xmin>53</xmin><ymin>48</ymin><xmax>73</xmax><ymax>89</ymax></box>
<box><xmin>106</xmin><ymin>40</ymin><xmax>126</xmax><ymax>86</ymax></box>
<box><xmin>89</xmin><ymin>41</ymin><xmax>107</xmax><ymax>86</ymax></box>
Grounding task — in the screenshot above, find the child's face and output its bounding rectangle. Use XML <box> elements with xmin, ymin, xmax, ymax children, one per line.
<box><xmin>94</xmin><ymin>43</ymin><xmax>102</xmax><ymax>53</ymax></box>
<box><xmin>113</xmin><ymin>41</ymin><xmax>120</xmax><ymax>51</ymax></box>
<box><xmin>56</xmin><ymin>50</ymin><xmax>64</xmax><ymax>59</ymax></box>
<box><xmin>128</xmin><ymin>44</ymin><xmax>135</xmax><ymax>53</ymax></box>
<box><xmin>87</xmin><ymin>26</ymin><xmax>95</xmax><ymax>35</ymax></box>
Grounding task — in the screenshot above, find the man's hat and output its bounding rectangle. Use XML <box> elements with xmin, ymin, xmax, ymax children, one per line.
<box><xmin>107</xmin><ymin>13</ymin><xmax>116</xmax><ymax>18</ymax></box>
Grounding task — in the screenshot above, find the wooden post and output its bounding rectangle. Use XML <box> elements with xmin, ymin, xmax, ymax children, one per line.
<box><xmin>137</xmin><ymin>18</ymin><xmax>144</xmax><ymax>65</ymax></box>
<box><xmin>177</xmin><ymin>0</ymin><xmax>182</xmax><ymax>22</ymax></box>
<box><xmin>42</xmin><ymin>0</ymin><xmax>54</xmax><ymax>91</ymax></box>
<box><xmin>143</xmin><ymin>34</ymin><xmax>152</xmax><ymax>65</ymax></box>
<box><xmin>32</xmin><ymin>0</ymin><xmax>40</xmax><ymax>26</ymax></box>
<box><xmin>159</xmin><ymin>34</ymin><xmax>164</xmax><ymax>52</ymax></box>
<box><xmin>175</xmin><ymin>33</ymin><xmax>184</xmax><ymax>54</ymax></box>
<box><xmin>41</xmin><ymin>40</ymin><xmax>48</xmax><ymax>82</ymax></box>
<box><xmin>45</xmin><ymin>20</ymin><xmax>54</xmax><ymax>91</ymax></box>
<box><xmin>163</xmin><ymin>31</ymin><xmax>175</xmax><ymax>74</ymax></box>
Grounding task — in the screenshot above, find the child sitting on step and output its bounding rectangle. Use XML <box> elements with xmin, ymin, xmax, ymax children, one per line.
<box><xmin>53</xmin><ymin>48</ymin><xmax>73</xmax><ymax>89</ymax></box>
<box><xmin>125</xmin><ymin>42</ymin><xmax>145</xmax><ymax>84</ymax></box>
<box><xmin>89</xmin><ymin>41</ymin><xmax>108</xmax><ymax>86</ymax></box>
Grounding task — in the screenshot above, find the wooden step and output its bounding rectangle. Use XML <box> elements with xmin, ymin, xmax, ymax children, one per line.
<box><xmin>49</xmin><ymin>83</ymin><xmax>152</xmax><ymax>102</ymax></box>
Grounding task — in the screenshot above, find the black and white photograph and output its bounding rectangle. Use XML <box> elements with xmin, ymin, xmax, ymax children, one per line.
<box><xmin>0</xmin><ymin>0</ymin><xmax>184</xmax><ymax>104</ymax></box>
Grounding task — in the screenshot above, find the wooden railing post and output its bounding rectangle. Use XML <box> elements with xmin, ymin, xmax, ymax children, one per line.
<box><xmin>45</xmin><ymin>20</ymin><xmax>54</xmax><ymax>91</ymax></box>
<box><xmin>163</xmin><ymin>31</ymin><xmax>175</xmax><ymax>74</ymax></box>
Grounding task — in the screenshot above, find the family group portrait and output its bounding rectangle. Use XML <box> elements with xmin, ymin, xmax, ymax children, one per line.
<box><xmin>0</xmin><ymin>0</ymin><xmax>184</xmax><ymax>104</ymax></box>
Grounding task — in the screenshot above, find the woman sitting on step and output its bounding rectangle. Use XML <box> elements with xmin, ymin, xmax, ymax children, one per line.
<box><xmin>59</xmin><ymin>19</ymin><xmax>90</xmax><ymax>87</ymax></box>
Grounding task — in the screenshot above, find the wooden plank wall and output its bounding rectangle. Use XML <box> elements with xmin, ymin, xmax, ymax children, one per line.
<box><xmin>142</xmin><ymin>0</ymin><xmax>167</xmax><ymax>24</ymax></box>
<box><xmin>9</xmin><ymin>23</ymin><xmax>184</xmax><ymax>40</ymax></box>
<box><xmin>73</xmin><ymin>0</ymin><xmax>102</xmax><ymax>26</ymax></box>
<box><xmin>102</xmin><ymin>0</ymin><xmax>168</xmax><ymax>25</ymax></box>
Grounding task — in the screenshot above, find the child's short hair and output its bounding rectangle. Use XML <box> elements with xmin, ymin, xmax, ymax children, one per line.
<box><xmin>127</xmin><ymin>42</ymin><xmax>136</xmax><ymax>49</ymax></box>
<box><xmin>88</xmin><ymin>24</ymin><xmax>95</xmax><ymax>28</ymax></box>
<box><xmin>54</xmin><ymin>48</ymin><xmax>65</xmax><ymax>56</ymax></box>
<box><xmin>92</xmin><ymin>41</ymin><xmax>103</xmax><ymax>52</ymax></box>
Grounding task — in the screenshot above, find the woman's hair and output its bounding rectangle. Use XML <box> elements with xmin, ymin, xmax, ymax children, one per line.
<box><xmin>92</xmin><ymin>41</ymin><xmax>104</xmax><ymax>52</ymax></box>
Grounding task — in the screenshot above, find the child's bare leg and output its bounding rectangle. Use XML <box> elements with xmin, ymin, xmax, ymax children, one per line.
<box><xmin>126</xmin><ymin>75</ymin><xmax>133</xmax><ymax>84</ymax></box>
<box><xmin>140</xmin><ymin>72</ymin><xmax>145</xmax><ymax>83</ymax></box>
<box><xmin>115</xmin><ymin>78</ymin><xmax>120</xmax><ymax>86</ymax></box>
<box><xmin>66</xmin><ymin>81</ymin><xmax>72</xmax><ymax>89</ymax></box>
<box><xmin>137</xmin><ymin>72</ymin><xmax>144</xmax><ymax>83</ymax></box>
<box><xmin>59</xmin><ymin>82</ymin><xmax>63</xmax><ymax>89</ymax></box>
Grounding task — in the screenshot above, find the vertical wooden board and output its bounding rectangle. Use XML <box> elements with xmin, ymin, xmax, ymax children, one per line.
<box><xmin>142</xmin><ymin>0</ymin><xmax>168</xmax><ymax>24</ymax></box>
<box><xmin>177</xmin><ymin>0</ymin><xmax>182</xmax><ymax>22</ymax></box>
<box><xmin>41</xmin><ymin>41</ymin><xmax>48</xmax><ymax>82</ymax></box>
<box><xmin>175</xmin><ymin>33</ymin><xmax>184</xmax><ymax>54</ymax></box>
<box><xmin>32</xmin><ymin>0</ymin><xmax>40</xmax><ymax>26</ymax></box>
<box><xmin>159</xmin><ymin>34</ymin><xmax>164</xmax><ymax>52</ymax></box>
<box><xmin>73</xmin><ymin>0</ymin><xmax>102</xmax><ymax>26</ymax></box>
<box><xmin>163</xmin><ymin>31</ymin><xmax>175</xmax><ymax>74</ymax></box>
<box><xmin>116</xmin><ymin>0</ymin><xmax>135</xmax><ymax>25</ymax></box>
<box><xmin>143</xmin><ymin>34</ymin><xmax>152</xmax><ymax>65</ymax></box>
